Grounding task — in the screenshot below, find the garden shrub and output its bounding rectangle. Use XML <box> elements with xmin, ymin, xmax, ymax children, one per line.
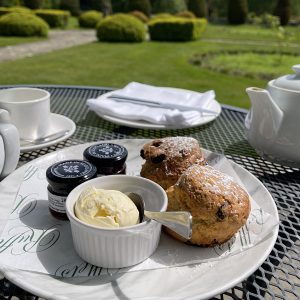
<box><xmin>35</xmin><ymin>9</ymin><xmax>70</xmax><ymax>27</ymax></box>
<box><xmin>128</xmin><ymin>10</ymin><xmax>149</xmax><ymax>23</ymax></box>
<box><xmin>261</xmin><ymin>13</ymin><xmax>280</xmax><ymax>28</ymax></box>
<box><xmin>78</xmin><ymin>10</ymin><xmax>102</xmax><ymax>28</ymax></box>
<box><xmin>125</xmin><ymin>0</ymin><xmax>151</xmax><ymax>17</ymax></box>
<box><xmin>151</xmin><ymin>13</ymin><xmax>174</xmax><ymax>20</ymax></box>
<box><xmin>152</xmin><ymin>0</ymin><xmax>187</xmax><ymax>14</ymax></box>
<box><xmin>97</xmin><ymin>13</ymin><xmax>145</xmax><ymax>42</ymax></box>
<box><xmin>274</xmin><ymin>0</ymin><xmax>291</xmax><ymax>26</ymax></box>
<box><xmin>176</xmin><ymin>10</ymin><xmax>196</xmax><ymax>18</ymax></box>
<box><xmin>0</xmin><ymin>12</ymin><xmax>48</xmax><ymax>36</ymax></box>
<box><xmin>0</xmin><ymin>6</ymin><xmax>32</xmax><ymax>16</ymax></box>
<box><xmin>148</xmin><ymin>17</ymin><xmax>207</xmax><ymax>41</ymax></box>
<box><xmin>227</xmin><ymin>0</ymin><xmax>248</xmax><ymax>24</ymax></box>
<box><xmin>23</xmin><ymin>0</ymin><xmax>42</xmax><ymax>9</ymax></box>
<box><xmin>60</xmin><ymin>0</ymin><xmax>80</xmax><ymax>16</ymax></box>
<box><xmin>188</xmin><ymin>0</ymin><xmax>207</xmax><ymax>18</ymax></box>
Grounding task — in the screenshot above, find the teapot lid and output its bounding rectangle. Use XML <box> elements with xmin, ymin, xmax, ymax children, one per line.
<box><xmin>273</xmin><ymin>65</ymin><xmax>300</xmax><ymax>91</ymax></box>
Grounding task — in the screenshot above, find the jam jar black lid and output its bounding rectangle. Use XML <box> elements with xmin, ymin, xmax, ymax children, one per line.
<box><xmin>83</xmin><ymin>143</ymin><xmax>128</xmax><ymax>168</ymax></box>
<box><xmin>46</xmin><ymin>160</ymin><xmax>97</xmax><ymax>191</ymax></box>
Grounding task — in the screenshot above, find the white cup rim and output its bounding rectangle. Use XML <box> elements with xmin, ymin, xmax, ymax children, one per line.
<box><xmin>0</xmin><ymin>87</ymin><xmax>50</xmax><ymax>104</ymax></box>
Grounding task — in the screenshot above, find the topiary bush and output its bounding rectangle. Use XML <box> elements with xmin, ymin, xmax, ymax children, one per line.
<box><xmin>35</xmin><ymin>9</ymin><xmax>70</xmax><ymax>27</ymax></box>
<box><xmin>97</xmin><ymin>13</ymin><xmax>145</xmax><ymax>42</ymax></box>
<box><xmin>151</xmin><ymin>13</ymin><xmax>174</xmax><ymax>20</ymax></box>
<box><xmin>0</xmin><ymin>6</ymin><xmax>32</xmax><ymax>16</ymax></box>
<box><xmin>78</xmin><ymin>10</ymin><xmax>102</xmax><ymax>28</ymax></box>
<box><xmin>152</xmin><ymin>0</ymin><xmax>187</xmax><ymax>14</ymax></box>
<box><xmin>176</xmin><ymin>10</ymin><xmax>196</xmax><ymax>18</ymax></box>
<box><xmin>148</xmin><ymin>17</ymin><xmax>207</xmax><ymax>41</ymax></box>
<box><xmin>188</xmin><ymin>0</ymin><xmax>207</xmax><ymax>18</ymax></box>
<box><xmin>228</xmin><ymin>0</ymin><xmax>248</xmax><ymax>24</ymax></box>
<box><xmin>125</xmin><ymin>0</ymin><xmax>151</xmax><ymax>16</ymax></box>
<box><xmin>128</xmin><ymin>10</ymin><xmax>149</xmax><ymax>23</ymax></box>
<box><xmin>0</xmin><ymin>12</ymin><xmax>49</xmax><ymax>36</ymax></box>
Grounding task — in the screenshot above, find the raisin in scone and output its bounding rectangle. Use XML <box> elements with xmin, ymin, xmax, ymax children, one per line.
<box><xmin>166</xmin><ymin>164</ymin><xmax>251</xmax><ymax>246</ymax></box>
<box><xmin>140</xmin><ymin>137</ymin><xmax>206</xmax><ymax>190</ymax></box>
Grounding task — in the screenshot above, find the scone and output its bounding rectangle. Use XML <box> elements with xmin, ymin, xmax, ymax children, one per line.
<box><xmin>140</xmin><ymin>137</ymin><xmax>206</xmax><ymax>190</ymax></box>
<box><xmin>166</xmin><ymin>164</ymin><xmax>251</xmax><ymax>246</ymax></box>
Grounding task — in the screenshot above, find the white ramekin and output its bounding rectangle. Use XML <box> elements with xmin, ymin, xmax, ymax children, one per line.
<box><xmin>66</xmin><ymin>175</ymin><xmax>168</xmax><ymax>268</ymax></box>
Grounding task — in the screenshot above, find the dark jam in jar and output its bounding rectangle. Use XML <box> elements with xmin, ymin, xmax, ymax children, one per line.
<box><xmin>46</xmin><ymin>160</ymin><xmax>97</xmax><ymax>220</ymax></box>
<box><xmin>83</xmin><ymin>143</ymin><xmax>128</xmax><ymax>176</ymax></box>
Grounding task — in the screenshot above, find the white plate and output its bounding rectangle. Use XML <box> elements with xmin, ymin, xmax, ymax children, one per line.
<box><xmin>20</xmin><ymin>113</ymin><xmax>76</xmax><ymax>153</ymax></box>
<box><xmin>0</xmin><ymin>139</ymin><xmax>279</xmax><ymax>300</ymax></box>
<box><xmin>96</xmin><ymin>89</ymin><xmax>222</xmax><ymax>129</ymax></box>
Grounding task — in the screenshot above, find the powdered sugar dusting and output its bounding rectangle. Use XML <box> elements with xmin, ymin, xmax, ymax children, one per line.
<box><xmin>179</xmin><ymin>164</ymin><xmax>246</xmax><ymax>201</ymax></box>
<box><xmin>152</xmin><ymin>136</ymin><xmax>199</xmax><ymax>159</ymax></box>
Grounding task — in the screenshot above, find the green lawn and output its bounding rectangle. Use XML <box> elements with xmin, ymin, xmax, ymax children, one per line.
<box><xmin>0</xmin><ymin>36</ymin><xmax>45</xmax><ymax>47</ymax></box>
<box><xmin>0</xmin><ymin>23</ymin><xmax>299</xmax><ymax>109</ymax></box>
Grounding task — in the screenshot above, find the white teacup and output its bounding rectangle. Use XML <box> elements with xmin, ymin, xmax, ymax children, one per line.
<box><xmin>0</xmin><ymin>122</ymin><xmax>20</xmax><ymax>180</ymax></box>
<box><xmin>0</xmin><ymin>87</ymin><xmax>51</xmax><ymax>140</ymax></box>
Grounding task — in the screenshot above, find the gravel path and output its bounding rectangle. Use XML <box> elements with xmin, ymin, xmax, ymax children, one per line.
<box><xmin>0</xmin><ymin>29</ymin><xmax>97</xmax><ymax>62</ymax></box>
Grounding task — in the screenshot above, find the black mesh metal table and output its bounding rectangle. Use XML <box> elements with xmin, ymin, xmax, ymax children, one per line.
<box><xmin>0</xmin><ymin>85</ymin><xmax>299</xmax><ymax>300</ymax></box>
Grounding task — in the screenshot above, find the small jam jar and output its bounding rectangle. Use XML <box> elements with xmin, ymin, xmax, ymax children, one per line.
<box><xmin>46</xmin><ymin>160</ymin><xmax>97</xmax><ymax>220</ymax></box>
<box><xmin>83</xmin><ymin>143</ymin><xmax>128</xmax><ymax>176</ymax></box>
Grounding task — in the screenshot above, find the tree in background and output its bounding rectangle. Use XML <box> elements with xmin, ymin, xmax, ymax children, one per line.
<box><xmin>227</xmin><ymin>0</ymin><xmax>248</xmax><ymax>24</ymax></box>
<box><xmin>23</xmin><ymin>0</ymin><xmax>42</xmax><ymax>8</ymax></box>
<box><xmin>126</xmin><ymin>0</ymin><xmax>151</xmax><ymax>16</ymax></box>
<box><xmin>100</xmin><ymin>0</ymin><xmax>112</xmax><ymax>16</ymax></box>
<box><xmin>152</xmin><ymin>0</ymin><xmax>187</xmax><ymax>14</ymax></box>
<box><xmin>111</xmin><ymin>0</ymin><xmax>126</xmax><ymax>13</ymax></box>
<box><xmin>274</xmin><ymin>0</ymin><xmax>291</xmax><ymax>26</ymax></box>
<box><xmin>61</xmin><ymin>0</ymin><xmax>80</xmax><ymax>15</ymax></box>
<box><xmin>248</xmin><ymin>0</ymin><xmax>277</xmax><ymax>15</ymax></box>
<box><xmin>188</xmin><ymin>0</ymin><xmax>207</xmax><ymax>18</ymax></box>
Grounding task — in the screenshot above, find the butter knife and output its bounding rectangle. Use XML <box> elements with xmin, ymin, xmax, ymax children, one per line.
<box><xmin>20</xmin><ymin>130</ymin><xmax>70</xmax><ymax>146</ymax></box>
<box><xmin>107</xmin><ymin>94</ymin><xmax>217</xmax><ymax>115</ymax></box>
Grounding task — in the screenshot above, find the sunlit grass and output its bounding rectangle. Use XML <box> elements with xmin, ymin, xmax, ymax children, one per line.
<box><xmin>1</xmin><ymin>24</ymin><xmax>300</xmax><ymax>108</ymax></box>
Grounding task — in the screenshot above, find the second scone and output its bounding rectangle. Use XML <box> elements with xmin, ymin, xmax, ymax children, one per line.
<box><xmin>140</xmin><ymin>137</ymin><xmax>205</xmax><ymax>190</ymax></box>
<box><xmin>166</xmin><ymin>164</ymin><xmax>251</xmax><ymax>246</ymax></box>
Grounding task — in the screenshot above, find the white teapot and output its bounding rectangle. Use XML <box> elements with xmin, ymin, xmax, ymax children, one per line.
<box><xmin>0</xmin><ymin>110</ymin><xmax>20</xmax><ymax>180</ymax></box>
<box><xmin>245</xmin><ymin>65</ymin><xmax>300</xmax><ymax>167</ymax></box>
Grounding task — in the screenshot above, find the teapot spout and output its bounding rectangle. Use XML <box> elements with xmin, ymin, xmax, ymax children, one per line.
<box><xmin>245</xmin><ymin>87</ymin><xmax>284</xmax><ymax>140</ymax></box>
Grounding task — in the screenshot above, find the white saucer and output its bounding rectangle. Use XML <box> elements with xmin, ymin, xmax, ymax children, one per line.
<box><xmin>20</xmin><ymin>113</ymin><xmax>76</xmax><ymax>153</ymax></box>
<box><xmin>95</xmin><ymin>89</ymin><xmax>222</xmax><ymax>129</ymax></box>
<box><xmin>0</xmin><ymin>139</ymin><xmax>279</xmax><ymax>300</ymax></box>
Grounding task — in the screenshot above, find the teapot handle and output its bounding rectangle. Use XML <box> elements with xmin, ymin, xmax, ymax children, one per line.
<box><xmin>0</xmin><ymin>123</ymin><xmax>20</xmax><ymax>180</ymax></box>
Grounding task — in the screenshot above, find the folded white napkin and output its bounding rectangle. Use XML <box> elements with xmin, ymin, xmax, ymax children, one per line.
<box><xmin>87</xmin><ymin>82</ymin><xmax>217</xmax><ymax>127</ymax></box>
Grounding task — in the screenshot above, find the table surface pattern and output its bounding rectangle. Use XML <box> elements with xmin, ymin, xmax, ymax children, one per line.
<box><xmin>0</xmin><ymin>85</ymin><xmax>299</xmax><ymax>300</ymax></box>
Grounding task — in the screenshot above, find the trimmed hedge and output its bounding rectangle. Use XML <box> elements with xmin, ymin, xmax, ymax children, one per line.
<box><xmin>0</xmin><ymin>6</ymin><xmax>32</xmax><ymax>16</ymax></box>
<box><xmin>0</xmin><ymin>12</ymin><xmax>49</xmax><ymax>36</ymax></box>
<box><xmin>176</xmin><ymin>10</ymin><xmax>196</xmax><ymax>18</ymax></box>
<box><xmin>97</xmin><ymin>13</ymin><xmax>145</xmax><ymax>42</ymax></box>
<box><xmin>78</xmin><ymin>10</ymin><xmax>102</xmax><ymax>28</ymax></box>
<box><xmin>128</xmin><ymin>10</ymin><xmax>149</xmax><ymax>23</ymax></box>
<box><xmin>148</xmin><ymin>17</ymin><xmax>207</xmax><ymax>41</ymax></box>
<box><xmin>35</xmin><ymin>9</ymin><xmax>70</xmax><ymax>27</ymax></box>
